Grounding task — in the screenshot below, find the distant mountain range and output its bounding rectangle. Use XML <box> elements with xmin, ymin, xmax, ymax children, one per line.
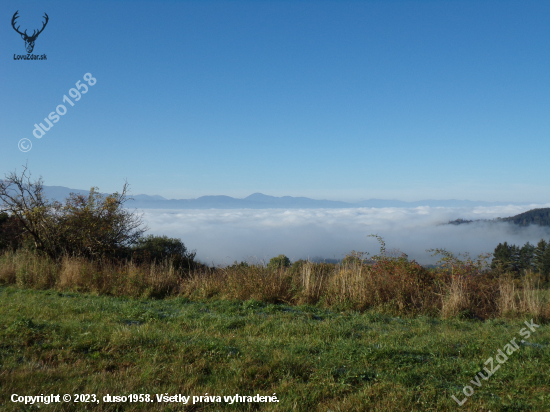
<box><xmin>448</xmin><ymin>208</ymin><xmax>550</xmax><ymax>227</ymax></box>
<box><xmin>39</xmin><ymin>185</ymin><xmax>531</xmax><ymax>209</ymax></box>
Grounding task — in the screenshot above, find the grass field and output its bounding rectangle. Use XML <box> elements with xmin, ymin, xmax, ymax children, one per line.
<box><xmin>1</xmin><ymin>286</ymin><xmax>549</xmax><ymax>411</ymax></box>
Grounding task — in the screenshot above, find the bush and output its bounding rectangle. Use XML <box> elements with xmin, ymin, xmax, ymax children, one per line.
<box><xmin>131</xmin><ymin>235</ymin><xmax>197</xmax><ymax>271</ymax></box>
<box><xmin>267</xmin><ymin>254</ymin><xmax>290</xmax><ymax>269</ymax></box>
<box><xmin>228</xmin><ymin>261</ymin><xmax>250</xmax><ymax>269</ymax></box>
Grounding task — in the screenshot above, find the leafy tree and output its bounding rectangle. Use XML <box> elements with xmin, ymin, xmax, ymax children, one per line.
<box><xmin>0</xmin><ymin>166</ymin><xmax>147</xmax><ymax>260</ymax></box>
<box><xmin>0</xmin><ymin>167</ymin><xmax>60</xmax><ymax>258</ymax></box>
<box><xmin>131</xmin><ymin>235</ymin><xmax>196</xmax><ymax>270</ymax></box>
<box><xmin>267</xmin><ymin>254</ymin><xmax>290</xmax><ymax>269</ymax></box>
<box><xmin>54</xmin><ymin>187</ymin><xmax>147</xmax><ymax>259</ymax></box>
<box><xmin>0</xmin><ymin>212</ymin><xmax>25</xmax><ymax>252</ymax></box>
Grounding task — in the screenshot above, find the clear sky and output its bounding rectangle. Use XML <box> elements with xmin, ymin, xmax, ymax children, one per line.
<box><xmin>1</xmin><ymin>0</ymin><xmax>549</xmax><ymax>202</ymax></box>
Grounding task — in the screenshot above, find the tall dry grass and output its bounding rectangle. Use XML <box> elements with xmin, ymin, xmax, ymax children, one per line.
<box><xmin>0</xmin><ymin>250</ymin><xmax>184</xmax><ymax>298</ymax></box>
<box><xmin>498</xmin><ymin>273</ymin><xmax>517</xmax><ymax>315</ymax></box>
<box><xmin>440</xmin><ymin>274</ymin><xmax>469</xmax><ymax>318</ymax></box>
<box><xmin>0</xmin><ymin>250</ymin><xmax>548</xmax><ymax>319</ymax></box>
<box><xmin>323</xmin><ymin>257</ymin><xmax>440</xmax><ymax>314</ymax></box>
<box><xmin>299</xmin><ymin>260</ymin><xmax>329</xmax><ymax>303</ymax></box>
<box><xmin>180</xmin><ymin>264</ymin><xmax>294</xmax><ymax>303</ymax></box>
<box><xmin>498</xmin><ymin>271</ymin><xmax>547</xmax><ymax>318</ymax></box>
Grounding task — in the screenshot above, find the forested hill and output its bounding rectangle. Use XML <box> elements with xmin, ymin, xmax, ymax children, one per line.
<box><xmin>499</xmin><ymin>208</ymin><xmax>550</xmax><ymax>226</ymax></box>
<box><xmin>448</xmin><ymin>208</ymin><xmax>550</xmax><ymax>227</ymax></box>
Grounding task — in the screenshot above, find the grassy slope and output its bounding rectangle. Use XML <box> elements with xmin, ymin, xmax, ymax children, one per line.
<box><xmin>1</xmin><ymin>287</ymin><xmax>549</xmax><ymax>411</ymax></box>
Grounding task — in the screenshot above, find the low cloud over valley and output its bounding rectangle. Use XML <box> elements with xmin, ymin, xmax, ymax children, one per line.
<box><xmin>141</xmin><ymin>204</ymin><xmax>550</xmax><ymax>266</ymax></box>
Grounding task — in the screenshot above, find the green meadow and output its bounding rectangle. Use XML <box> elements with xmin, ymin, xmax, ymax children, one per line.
<box><xmin>1</xmin><ymin>286</ymin><xmax>549</xmax><ymax>411</ymax></box>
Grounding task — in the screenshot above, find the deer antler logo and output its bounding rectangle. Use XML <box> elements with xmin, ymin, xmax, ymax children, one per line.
<box><xmin>11</xmin><ymin>11</ymin><xmax>49</xmax><ymax>53</ymax></box>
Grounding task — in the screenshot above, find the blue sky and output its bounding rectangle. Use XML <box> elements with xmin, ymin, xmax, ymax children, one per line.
<box><xmin>1</xmin><ymin>0</ymin><xmax>549</xmax><ymax>202</ymax></box>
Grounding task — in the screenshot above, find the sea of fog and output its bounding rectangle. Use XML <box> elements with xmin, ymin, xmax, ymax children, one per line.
<box><xmin>138</xmin><ymin>204</ymin><xmax>550</xmax><ymax>266</ymax></box>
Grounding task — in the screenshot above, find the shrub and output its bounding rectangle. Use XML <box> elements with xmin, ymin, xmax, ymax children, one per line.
<box><xmin>267</xmin><ymin>254</ymin><xmax>291</xmax><ymax>269</ymax></box>
<box><xmin>131</xmin><ymin>235</ymin><xmax>197</xmax><ymax>272</ymax></box>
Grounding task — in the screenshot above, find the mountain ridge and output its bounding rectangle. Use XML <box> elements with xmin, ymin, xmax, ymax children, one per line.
<box><xmin>35</xmin><ymin>185</ymin><xmax>533</xmax><ymax>209</ymax></box>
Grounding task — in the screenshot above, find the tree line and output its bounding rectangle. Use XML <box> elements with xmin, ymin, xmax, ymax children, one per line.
<box><xmin>499</xmin><ymin>207</ymin><xmax>550</xmax><ymax>227</ymax></box>
<box><xmin>491</xmin><ymin>239</ymin><xmax>550</xmax><ymax>279</ymax></box>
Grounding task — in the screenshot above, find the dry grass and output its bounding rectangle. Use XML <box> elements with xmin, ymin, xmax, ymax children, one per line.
<box><xmin>0</xmin><ymin>250</ymin><xmax>548</xmax><ymax>319</ymax></box>
<box><xmin>498</xmin><ymin>273</ymin><xmax>517</xmax><ymax>315</ymax></box>
<box><xmin>498</xmin><ymin>271</ymin><xmax>548</xmax><ymax>318</ymax></box>
<box><xmin>181</xmin><ymin>264</ymin><xmax>294</xmax><ymax>303</ymax></box>
<box><xmin>519</xmin><ymin>272</ymin><xmax>545</xmax><ymax>316</ymax></box>
<box><xmin>0</xmin><ymin>252</ymin><xmax>16</xmax><ymax>284</ymax></box>
<box><xmin>0</xmin><ymin>251</ymin><xmax>183</xmax><ymax>298</ymax></box>
<box><xmin>299</xmin><ymin>260</ymin><xmax>328</xmax><ymax>303</ymax></box>
<box><xmin>440</xmin><ymin>274</ymin><xmax>469</xmax><ymax>319</ymax></box>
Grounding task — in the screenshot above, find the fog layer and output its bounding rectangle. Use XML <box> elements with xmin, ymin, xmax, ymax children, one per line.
<box><xmin>139</xmin><ymin>204</ymin><xmax>550</xmax><ymax>266</ymax></box>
